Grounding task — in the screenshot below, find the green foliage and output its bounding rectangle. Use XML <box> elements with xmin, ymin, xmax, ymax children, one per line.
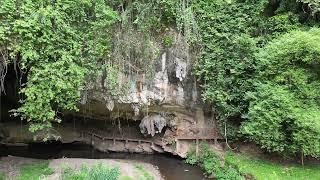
<box><xmin>17</xmin><ymin>161</ymin><xmax>54</xmax><ymax>180</ymax></box>
<box><xmin>0</xmin><ymin>172</ymin><xmax>5</xmax><ymax>180</ymax></box>
<box><xmin>226</xmin><ymin>152</ymin><xmax>320</xmax><ymax>180</ymax></box>
<box><xmin>193</xmin><ymin>0</ymin><xmax>320</xmax><ymax>155</ymax></box>
<box><xmin>163</xmin><ymin>35</ymin><xmax>174</xmax><ymax>48</ymax></box>
<box><xmin>62</xmin><ymin>163</ymin><xmax>120</xmax><ymax>180</ymax></box>
<box><xmin>107</xmin><ymin>0</ymin><xmax>166</xmax><ymax>83</ymax></box>
<box><xmin>193</xmin><ymin>0</ymin><xmax>268</xmax><ymax>138</ymax></box>
<box><xmin>119</xmin><ymin>176</ymin><xmax>133</xmax><ymax>180</ymax></box>
<box><xmin>185</xmin><ymin>150</ymin><xmax>198</xmax><ymax>165</ymax></box>
<box><xmin>110</xmin><ymin>0</ymin><xmax>177</xmax><ymax>32</ymax></box>
<box><xmin>186</xmin><ymin>143</ymin><xmax>243</xmax><ymax>180</ymax></box>
<box><xmin>0</xmin><ymin>0</ymin><xmax>118</xmax><ymax>134</ymax></box>
<box><xmin>241</xmin><ymin>29</ymin><xmax>320</xmax><ymax>157</ymax></box>
<box><xmin>0</xmin><ymin>0</ymin><xmax>186</xmax><ymax>136</ymax></box>
<box><xmin>298</xmin><ymin>0</ymin><xmax>320</xmax><ymax>15</ymax></box>
<box><xmin>255</xmin><ymin>13</ymin><xmax>300</xmax><ymax>45</ymax></box>
<box><xmin>1</xmin><ymin>0</ymin><xmax>319</xmax><ymax>159</ymax></box>
<box><xmin>276</xmin><ymin>0</ymin><xmax>320</xmax><ymax>21</ymax></box>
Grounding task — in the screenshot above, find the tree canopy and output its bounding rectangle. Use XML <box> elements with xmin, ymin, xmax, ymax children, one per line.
<box><xmin>0</xmin><ymin>0</ymin><xmax>118</xmax><ymax>138</ymax></box>
<box><xmin>241</xmin><ymin>29</ymin><xmax>320</xmax><ymax>157</ymax></box>
<box><xmin>192</xmin><ymin>0</ymin><xmax>320</xmax><ymax>157</ymax></box>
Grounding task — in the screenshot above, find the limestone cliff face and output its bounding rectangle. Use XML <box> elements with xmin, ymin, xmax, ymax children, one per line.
<box><xmin>0</xmin><ymin>31</ymin><xmax>221</xmax><ymax>157</ymax></box>
<box><xmin>78</xmin><ymin>32</ymin><xmax>200</xmax><ymax>121</ymax></box>
<box><xmin>73</xmin><ymin>32</ymin><xmax>220</xmax><ymax>157</ymax></box>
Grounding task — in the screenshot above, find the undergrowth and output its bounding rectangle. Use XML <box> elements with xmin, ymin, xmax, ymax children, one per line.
<box><xmin>187</xmin><ymin>144</ymin><xmax>320</xmax><ymax>180</ymax></box>
<box><xmin>17</xmin><ymin>161</ymin><xmax>54</xmax><ymax>180</ymax></box>
<box><xmin>186</xmin><ymin>143</ymin><xmax>243</xmax><ymax>180</ymax></box>
<box><xmin>62</xmin><ymin>162</ymin><xmax>120</xmax><ymax>180</ymax></box>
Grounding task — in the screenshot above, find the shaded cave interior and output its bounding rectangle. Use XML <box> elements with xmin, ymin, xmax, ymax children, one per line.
<box><xmin>0</xmin><ymin>64</ymin><xmax>169</xmax><ymax>142</ymax></box>
<box><xmin>0</xmin><ymin>62</ymin><xmax>223</xmax><ymax>158</ymax></box>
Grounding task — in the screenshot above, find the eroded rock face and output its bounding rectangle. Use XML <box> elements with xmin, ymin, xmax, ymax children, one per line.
<box><xmin>0</xmin><ymin>31</ymin><xmax>222</xmax><ymax>157</ymax></box>
<box><xmin>70</xmin><ymin>31</ymin><xmax>221</xmax><ymax>157</ymax></box>
<box><xmin>77</xmin><ymin>31</ymin><xmax>199</xmax><ymax>120</ymax></box>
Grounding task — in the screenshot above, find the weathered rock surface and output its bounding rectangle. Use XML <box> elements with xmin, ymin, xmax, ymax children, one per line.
<box><xmin>0</xmin><ymin>31</ymin><xmax>222</xmax><ymax>157</ymax></box>
<box><xmin>77</xmin><ymin>31</ymin><xmax>198</xmax><ymax>119</ymax></box>
<box><xmin>70</xmin><ymin>31</ymin><xmax>221</xmax><ymax>156</ymax></box>
<box><xmin>139</xmin><ymin>114</ymin><xmax>167</xmax><ymax>136</ymax></box>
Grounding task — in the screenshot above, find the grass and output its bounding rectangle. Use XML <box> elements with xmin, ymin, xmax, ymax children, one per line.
<box><xmin>134</xmin><ymin>164</ymin><xmax>154</xmax><ymax>180</ymax></box>
<box><xmin>62</xmin><ymin>163</ymin><xmax>120</xmax><ymax>180</ymax></box>
<box><xmin>0</xmin><ymin>172</ymin><xmax>5</xmax><ymax>180</ymax></box>
<box><xmin>226</xmin><ymin>152</ymin><xmax>320</xmax><ymax>180</ymax></box>
<box><xmin>17</xmin><ymin>161</ymin><xmax>54</xmax><ymax>180</ymax></box>
<box><xmin>119</xmin><ymin>176</ymin><xmax>134</xmax><ymax>180</ymax></box>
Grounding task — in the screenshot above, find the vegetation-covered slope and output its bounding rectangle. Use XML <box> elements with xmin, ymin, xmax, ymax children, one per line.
<box><xmin>1</xmin><ymin>0</ymin><xmax>320</xmax><ymax>158</ymax></box>
<box><xmin>193</xmin><ymin>0</ymin><xmax>320</xmax><ymax>158</ymax></box>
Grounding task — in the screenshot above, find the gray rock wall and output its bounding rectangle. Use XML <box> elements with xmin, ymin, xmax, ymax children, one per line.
<box><xmin>70</xmin><ymin>31</ymin><xmax>221</xmax><ymax>157</ymax></box>
<box><xmin>0</xmin><ymin>31</ymin><xmax>222</xmax><ymax>158</ymax></box>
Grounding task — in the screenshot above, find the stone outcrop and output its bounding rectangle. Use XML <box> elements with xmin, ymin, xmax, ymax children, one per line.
<box><xmin>68</xmin><ymin>31</ymin><xmax>222</xmax><ymax>157</ymax></box>
<box><xmin>0</xmin><ymin>31</ymin><xmax>222</xmax><ymax>157</ymax></box>
<box><xmin>77</xmin><ymin>31</ymin><xmax>198</xmax><ymax>120</ymax></box>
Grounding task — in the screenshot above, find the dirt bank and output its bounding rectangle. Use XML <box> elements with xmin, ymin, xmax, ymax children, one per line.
<box><xmin>0</xmin><ymin>156</ymin><xmax>163</xmax><ymax>180</ymax></box>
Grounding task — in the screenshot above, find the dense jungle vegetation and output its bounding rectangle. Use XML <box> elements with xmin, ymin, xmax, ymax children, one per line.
<box><xmin>0</xmin><ymin>0</ymin><xmax>320</xmax><ymax>159</ymax></box>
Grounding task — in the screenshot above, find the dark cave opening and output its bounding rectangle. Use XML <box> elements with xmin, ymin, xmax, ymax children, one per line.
<box><xmin>0</xmin><ymin>63</ymin><xmax>26</xmax><ymax>123</ymax></box>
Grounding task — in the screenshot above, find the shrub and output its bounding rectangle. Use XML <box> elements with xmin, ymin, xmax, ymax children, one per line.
<box><xmin>186</xmin><ymin>143</ymin><xmax>243</xmax><ymax>180</ymax></box>
<box><xmin>241</xmin><ymin>29</ymin><xmax>320</xmax><ymax>158</ymax></box>
<box><xmin>62</xmin><ymin>163</ymin><xmax>120</xmax><ymax>180</ymax></box>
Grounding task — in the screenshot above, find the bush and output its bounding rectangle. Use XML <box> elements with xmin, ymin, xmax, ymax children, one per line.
<box><xmin>193</xmin><ymin>0</ymin><xmax>313</xmax><ymax>143</ymax></box>
<box><xmin>241</xmin><ymin>29</ymin><xmax>320</xmax><ymax>157</ymax></box>
<box><xmin>62</xmin><ymin>163</ymin><xmax>120</xmax><ymax>180</ymax></box>
<box><xmin>186</xmin><ymin>144</ymin><xmax>243</xmax><ymax>180</ymax></box>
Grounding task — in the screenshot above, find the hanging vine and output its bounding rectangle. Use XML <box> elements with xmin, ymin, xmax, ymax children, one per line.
<box><xmin>0</xmin><ymin>50</ymin><xmax>7</xmax><ymax>94</ymax></box>
<box><xmin>0</xmin><ymin>0</ymin><xmax>200</xmax><ymax>137</ymax></box>
<box><xmin>0</xmin><ymin>0</ymin><xmax>118</xmax><ymax>137</ymax></box>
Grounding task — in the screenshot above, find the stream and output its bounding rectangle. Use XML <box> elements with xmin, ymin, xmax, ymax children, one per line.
<box><xmin>0</xmin><ymin>142</ymin><xmax>207</xmax><ymax>180</ymax></box>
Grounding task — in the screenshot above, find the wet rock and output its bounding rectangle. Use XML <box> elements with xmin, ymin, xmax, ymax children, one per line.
<box><xmin>139</xmin><ymin>114</ymin><xmax>167</xmax><ymax>137</ymax></box>
<box><xmin>151</xmin><ymin>144</ymin><xmax>165</xmax><ymax>153</ymax></box>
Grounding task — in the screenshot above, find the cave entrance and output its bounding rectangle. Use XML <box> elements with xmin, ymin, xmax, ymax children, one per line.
<box><xmin>0</xmin><ymin>63</ymin><xmax>26</xmax><ymax>123</ymax></box>
<box><xmin>63</xmin><ymin>115</ymin><xmax>148</xmax><ymax>140</ymax></box>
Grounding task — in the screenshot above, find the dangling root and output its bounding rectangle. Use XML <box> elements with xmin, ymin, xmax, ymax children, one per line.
<box><xmin>0</xmin><ymin>50</ymin><xmax>8</xmax><ymax>95</ymax></box>
<box><xmin>224</xmin><ymin>120</ymin><xmax>237</xmax><ymax>151</ymax></box>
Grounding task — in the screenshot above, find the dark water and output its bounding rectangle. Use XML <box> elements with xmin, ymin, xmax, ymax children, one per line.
<box><xmin>0</xmin><ymin>143</ymin><xmax>207</xmax><ymax>180</ymax></box>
